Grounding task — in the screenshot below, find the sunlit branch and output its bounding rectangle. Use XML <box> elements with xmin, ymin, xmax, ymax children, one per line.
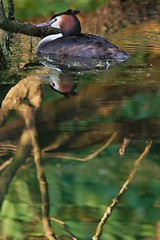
<box><xmin>42</xmin><ymin>132</ymin><xmax>118</xmax><ymax>161</ymax></box>
<box><xmin>92</xmin><ymin>141</ymin><xmax>152</xmax><ymax>240</ymax></box>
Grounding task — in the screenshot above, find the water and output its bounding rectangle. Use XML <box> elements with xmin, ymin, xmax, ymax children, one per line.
<box><xmin>0</xmin><ymin>19</ymin><xmax>160</xmax><ymax>240</ymax></box>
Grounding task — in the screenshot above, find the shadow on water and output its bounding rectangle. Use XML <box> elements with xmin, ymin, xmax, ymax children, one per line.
<box><xmin>0</xmin><ymin>19</ymin><xmax>160</xmax><ymax>240</ymax></box>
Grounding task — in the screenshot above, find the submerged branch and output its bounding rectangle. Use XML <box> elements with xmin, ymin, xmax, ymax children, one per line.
<box><xmin>0</xmin><ymin>74</ymin><xmax>57</xmax><ymax>238</ymax></box>
<box><xmin>0</xmin><ymin>128</ymin><xmax>32</xmax><ymax>207</ymax></box>
<box><xmin>92</xmin><ymin>141</ymin><xmax>152</xmax><ymax>240</ymax></box>
<box><xmin>42</xmin><ymin>132</ymin><xmax>117</xmax><ymax>161</ymax></box>
<box><xmin>31</xmin><ymin>127</ymin><xmax>57</xmax><ymax>240</ymax></box>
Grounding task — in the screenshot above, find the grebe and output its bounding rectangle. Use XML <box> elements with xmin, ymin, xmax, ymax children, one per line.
<box><xmin>36</xmin><ymin>9</ymin><xmax>128</xmax><ymax>65</ymax></box>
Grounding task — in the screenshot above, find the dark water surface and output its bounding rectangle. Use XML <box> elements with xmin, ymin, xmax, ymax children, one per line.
<box><xmin>0</xmin><ymin>19</ymin><xmax>160</xmax><ymax>240</ymax></box>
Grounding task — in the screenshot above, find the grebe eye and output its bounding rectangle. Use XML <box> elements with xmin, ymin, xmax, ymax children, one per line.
<box><xmin>50</xmin><ymin>16</ymin><xmax>61</xmax><ymax>28</ymax></box>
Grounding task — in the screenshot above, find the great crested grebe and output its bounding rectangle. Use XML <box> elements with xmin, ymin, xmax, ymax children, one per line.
<box><xmin>36</xmin><ymin>9</ymin><xmax>128</xmax><ymax>64</ymax></box>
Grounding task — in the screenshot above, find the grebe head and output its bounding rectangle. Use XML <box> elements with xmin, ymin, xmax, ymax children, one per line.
<box><xmin>36</xmin><ymin>9</ymin><xmax>81</xmax><ymax>37</ymax></box>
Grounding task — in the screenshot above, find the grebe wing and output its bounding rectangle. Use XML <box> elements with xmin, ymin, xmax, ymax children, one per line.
<box><xmin>81</xmin><ymin>33</ymin><xmax>118</xmax><ymax>49</ymax></box>
<box><xmin>47</xmin><ymin>33</ymin><xmax>117</xmax><ymax>49</ymax></box>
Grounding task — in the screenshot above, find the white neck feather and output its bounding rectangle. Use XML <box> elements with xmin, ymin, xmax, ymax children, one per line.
<box><xmin>36</xmin><ymin>33</ymin><xmax>63</xmax><ymax>51</ymax></box>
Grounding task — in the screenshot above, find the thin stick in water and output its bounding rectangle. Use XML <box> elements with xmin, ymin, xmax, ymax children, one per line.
<box><xmin>92</xmin><ymin>141</ymin><xmax>152</xmax><ymax>240</ymax></box>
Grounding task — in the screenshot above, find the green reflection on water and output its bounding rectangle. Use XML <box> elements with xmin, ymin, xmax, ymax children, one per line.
<box><xmin>0</xmin><ymin>146</ymin><xmax>159</xmax><ymax>239</ymax></box>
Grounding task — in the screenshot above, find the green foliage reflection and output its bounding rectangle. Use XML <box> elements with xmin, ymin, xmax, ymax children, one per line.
<box><xmin>0</xmin><ymin>178</ymin><xmax>36</xmax><ymax>239</ymax></box>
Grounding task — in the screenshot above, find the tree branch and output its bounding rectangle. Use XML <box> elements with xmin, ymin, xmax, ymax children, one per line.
<box><xmin>0</xmin><ymin>0</ymin><xmax>59</xmax><ymax>37</ymax></box>
<box><xmin>0</xmin><ymin>18</ymin><xmax>60</xmax><ymax>37</ymax></box>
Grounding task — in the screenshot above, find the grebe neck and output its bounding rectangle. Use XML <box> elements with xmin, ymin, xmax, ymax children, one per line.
<box><xmin>36</xmin><ymin>33</ymin><xmax>63</xmax><ymax>51</ymax></box>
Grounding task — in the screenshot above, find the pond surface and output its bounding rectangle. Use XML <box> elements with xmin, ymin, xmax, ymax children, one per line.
<box><xmin>0</xmin><ymin>19</ymin><xmax>160</xmax><ymax>240</ymax></box>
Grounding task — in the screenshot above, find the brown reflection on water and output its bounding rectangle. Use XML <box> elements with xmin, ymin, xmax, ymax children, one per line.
<box><xmin>1</xmin><ymin>67</ymin><xmax>160</xmax><ymax>159</ymax></box>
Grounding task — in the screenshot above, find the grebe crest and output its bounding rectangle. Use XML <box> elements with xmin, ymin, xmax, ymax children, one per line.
<box><xmin>50</xmin><ymin>9</ymin><xmax>81</xmax><ymax>36</ymax></box>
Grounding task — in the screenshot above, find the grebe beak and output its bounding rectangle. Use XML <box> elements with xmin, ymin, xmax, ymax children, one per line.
<box><xmin>36</xmin><ymin>20</ymin><xmax>53</xmax><ymax>27</ymax></box>
<box><xmin>36</xmin><ymin>16</ymin><xmax>61</xmax><ymax>29</ymax></box>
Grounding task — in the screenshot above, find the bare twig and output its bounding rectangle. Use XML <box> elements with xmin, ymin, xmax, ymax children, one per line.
<box><xmin>92</xmin><ymin>141</ymin><xmax>152</xmax><ymax>240</ymax></box>
<box><xmin>42</xmin><ymin>132</ymin><xmax>118</xmax><ymax>162</ymax></box>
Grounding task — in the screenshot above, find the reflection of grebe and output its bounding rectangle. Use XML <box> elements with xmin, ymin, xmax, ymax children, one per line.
<box><xmin>49</xmin><ymin>72</ymin><xmax>78</xmax><ymax>98</ymax></box>
<box><xmin>36</xmin><ymin>9</ymin><xmax>128</xmax><ymax>62</ymax></box>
